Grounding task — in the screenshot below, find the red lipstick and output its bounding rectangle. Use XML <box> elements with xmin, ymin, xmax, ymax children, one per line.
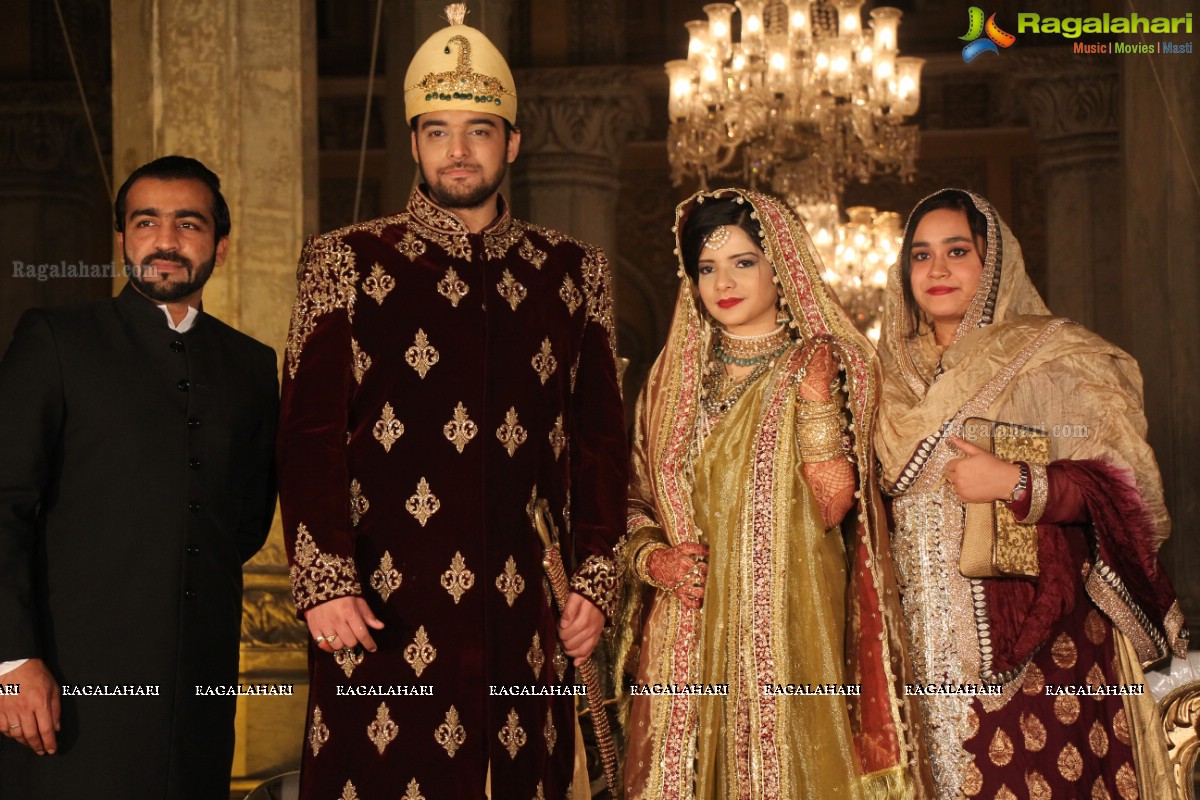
<box><xmin>716</xmin><ymin>298</ymin><xmax>743</xmax><ymax>309</ymax></box>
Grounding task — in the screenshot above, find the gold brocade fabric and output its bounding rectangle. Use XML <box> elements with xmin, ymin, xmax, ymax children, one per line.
<box><xmin>617</xmin><ymin>188</ymin><xmax>929</xmax><ymax>800</ymax></box>
<box><xmin>692</xmin><ymin>371</ymin><xmax>860</xmax><ymax>799</ymax></box>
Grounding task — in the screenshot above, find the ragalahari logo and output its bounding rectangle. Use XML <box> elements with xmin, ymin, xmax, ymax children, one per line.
<box><xmin>960</xmin><ymin>7</ymin><xmax>1017</xmax><ymax>63</ymax></box>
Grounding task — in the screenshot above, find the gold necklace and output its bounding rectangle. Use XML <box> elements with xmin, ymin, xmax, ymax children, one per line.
<box><xmin>715</xmin><ymin>324</ymin><xmax>791</xmax><ymax>366</ymax></box>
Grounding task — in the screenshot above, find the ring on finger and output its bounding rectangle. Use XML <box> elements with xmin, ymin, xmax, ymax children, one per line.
<box><xmin>326</xmin><ymin>633</ymin><xmax>339</xmax><ymax>643</ymax></box>
<box><xmin>315</xmin><ymin>635</ymin><xmax>326</xmax><ymax>643</ymax></box>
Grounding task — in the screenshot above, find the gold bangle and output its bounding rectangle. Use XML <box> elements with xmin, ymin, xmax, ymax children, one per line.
<box><xmin>1024</xmin><ymin>463</ymin><xmax>1049</xmax><ymax>524</ymax></box>
<box><xmin>634</xmin><ymin>542</ymin><xmax>670</xmax><ymax>590</ymax></box>
<box><xmin>797</xmin><ymin>412</ymin><xmax>847</xmax><ymax>463</ymax></box>
<box><xmin>795</xmin><ymin>399</ymin><xmax>840</xmax><ymax>420</ymax></box>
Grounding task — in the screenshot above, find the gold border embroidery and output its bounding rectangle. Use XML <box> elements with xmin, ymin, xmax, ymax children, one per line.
<box><xmin>289</xmin><ymin>523</ymin><xmax>361</xmax><ymax>611</ymax></box>
<box><xmin>285</xmin><ymin>234</ymin><xmax>358</xmax><ymax>378</ymax></box>
<box><xmin>570</xmin><ymin>554</ymin><xmax>622</xmax><ymax>619</ymax></box>
<box><xmin>351</xmin><ymin>338</ymin><xmax>372</xmax><ymax>384</ymax></box>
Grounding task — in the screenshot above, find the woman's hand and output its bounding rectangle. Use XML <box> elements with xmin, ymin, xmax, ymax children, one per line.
<box><xmin>647</xmin><ymin>542</ymin><xmax>709</xmax><ymax>609</ymax></box>
<box><xmin>945</xmin><ymin>436</ymin><xmax>1024</xmax><ymax>504</ymax></box>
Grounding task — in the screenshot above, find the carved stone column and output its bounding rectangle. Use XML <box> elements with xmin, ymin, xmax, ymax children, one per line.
<box><xmin>111</xmin><ymin>1</ymin><xmax>318</xmax><ymax>790</ymax></box>
<box><xmin>510</xmin><ymin>67</ymin><xmax>648</xmax><ymax>254</ymax></box>
<box><xmin>1016</xmin><ymin>53</ymin><xmax>1120</xmax><ymax>336</ymax></box>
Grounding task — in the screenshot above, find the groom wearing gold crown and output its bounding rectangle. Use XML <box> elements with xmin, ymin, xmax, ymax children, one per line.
<box><xmin>277</xmin><ymin>5</ymin><xmax>627</xmax><ymax>798</ymax></box>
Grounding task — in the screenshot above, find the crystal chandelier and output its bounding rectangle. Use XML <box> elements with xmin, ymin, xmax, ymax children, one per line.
<box><xmin>802</xmin><ymin>203</ymin><xmax>901</xmax><ymax>341</ymax></box>
<box><xmin>665</xmin><ymin>0</ymin><xmax>924</xmax><ymax>204</ymax></box>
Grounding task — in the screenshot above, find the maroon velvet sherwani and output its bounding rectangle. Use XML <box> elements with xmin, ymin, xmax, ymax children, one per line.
<box><xmin>278</xmin><ymin>188</ymin><xmax>627</xmax><ymax>800</ymax></box>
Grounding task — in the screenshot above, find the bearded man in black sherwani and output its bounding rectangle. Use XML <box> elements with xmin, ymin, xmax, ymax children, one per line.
<box><xmin>0</xmin><ymin>155</ymin><xmax>279</xmax><ymax>799</ymax></box>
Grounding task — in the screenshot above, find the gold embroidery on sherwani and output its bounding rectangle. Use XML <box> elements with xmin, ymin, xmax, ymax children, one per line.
<box><xmin>1115</xmin><ymin>763</ymin><xmax>1137</xmax><ymax>798</ymax></box>
<box><xmin>484</xmin><ymin>223</ymin><xmax>523</xmax><ymax>261</ymax></box>
<box><xmin>580</xmin><ymin>247</ymin><xmax>617</xmax><ymax>353</ymax></box>
<box><xmin>496</xmin><ymin>556</ymin><xmax>525</xmax><ymax>607</ymax></box>
<box><xmin>405</xmin><ymin>329</ymin><xmax>440</xmax><ymax>379</ymax></box>
<box><xmin>424</xmin><ymin>229</ymin><xmax>472</xmax><ymax>260</ymax></box>
<box><xmin>1021</xmin><ymin>712</ymin><xmax>1047</xmax><ymax>751</ymax></box>
<box><xmin>367</xmin><ymin>702</ymin><xmax>399</xmax><ymax>755</ymax></box>
<box><xmin>995</xmin><ymin>786</ymin><xmax>1017</xmax><ymax>800</ymax></box>
<box><xmin>370</xmin><ymin>551</ymin><xmax>402</xmax><ymax>602</ymax></box>
<box><xmin>442</xmin><ymin>402</ymin><xmax>477</xmax><ymax>453</ymax></box>
<box><xmin>406</xmin><ymin>478</ymin><xmax>440</xmax><ymax>527</ymax></box>
<box><xmin>552</xmin><ymin>642</ymin><xmax>567</xmax><ymax>682</ymax></box>
<box><xmin>396</xmin><ymin>229</ymin><xmax>427</xmax><ymax>261</ymax></box>
<box><xmin>1051</xmin><ymin>632</ymin><xmax>1078</xmax><ymax>669</ymax></box>
<box><xmin>1055</xmin><ymin>692</ymin><xmax>1081</xmax><ymax>724</ymax></box>
<box><xmin>527</xmin><ymin>631</ymin><xmax>544</xmax><ymax>679</ymax></box>
<box><xmin>548</xmin><ymin>415</ymin><xmax>566</xmax><ymax>460</ymax></box>
<box><xmin>1058</xmin><ymin>743</ymin><xmax>1083</xmax><ymax>781</ymax></box>
<box><xmin>362</xmin><ymin>263</ymin><xmax>395</xmax><ymax>305</ymax></box>
<box><xmin>351</xmin><ymin>338</ymin><xmax>372</xmax><ymax>384</ymax></box>
<box><xmin>349</xmin><ymin>479</ymin><xmax>369</xmax><ymax>527</ymax></box>
<box><xmin>1085</xmin><ymin>609</ymin><xmax>1107</xmax><ymax>645</ymax></box>
<box><xmin>437</xmin><ymin>267</ymin><xmax>469</xmax><ymax>307</ymax></box>
<box><xmin>373</xmin><ymin>402</ymin><xmax>404</xmax><ymax>452</ymax></box>
<box><xmin>404</xmin><ymin>625</ymin><xmax>437</xmax><ymax>677</ymax></box>
<box><xmin>496</xmin><ymin>269</ymin><xmax>527</xmax><ymax>311</ymax></box>
<box><xmin>543</xmin><ymin>709</ymin><xmax>557</xmax><ymax>754</ymax></box>
<box><xmin>440</xmin><ymin>551</ymin><xmax>474</xmax><ymax>603</ymax></box>
<box><xmin>532</xmin><ymin>781</ymin><xmax>546</xmax><ymax>800</ymax></box>
<box><xmin>290</xmin><ymin>523</ymin><xmax>361</xmax><ymax>610</ymax></box>
<box><xmin>435</xmin><ymin>705</ymin><xmax>466</xmax><ymax>757</ymax></box>
<box><xmin>1086</xmin><ymin>663</ymin><xmax>1106</xmax><ymax>689</ymax></box>
<box><xmin>339</xmin><ymin>780</ymin><xmax>361</xmax><ymax>800</ymax></box>
<box><xmin>1026</xmin><ymin>770</ymin><xmax>1052</xmax><ymax>800</ymax></box>
<box><xmin>309</xmin><ymin>706</ymin><xmax>329</xmax><ymax>756</ymax></box>
<box><xmin>962</xmin><ymin>761</ymin><xmax>983</xmax><ymax>796</ymax></box>
<box><xmin>989</xmin><ymin>728</ymin><xmax>1014</xmax><ymax>766</ymax></box>
<box><xmin>569</xmin><ymin>554</ymin><xmax>622</xmax><ymax>619</ymax></box>
<box><xmin>559</xmin><ymin>274</ymin><xmax>583</xmax><ymax>315</ymax></box>
<box><xmin>1089</xmin><ymin>719</ymin><xmax>1109</xmax><ymax>757</ymax></box>
<box><xmin>496</xmin><ymin>407</ymin><xmax>527</xmax><ymax>457</ymax></box>
<box><xmin>499</xmin><ymin>708</ymin><xmax>527</xmax><ymax>759</ymax></box>
<box><xmin>1092</xmin><ymin>776</ymin><xmax>1113</xmax><ymax>799</ymax></box>
<box><xmin>519</xmin><ymin>237</ymin><xmax>547</xmax><ymax>269</ymax></box>
<box><xmin>402</xmin><ymin>779</ymin><xmax>426</xmax><ymax>800</ymax></box>
<box><xmin>285</xmin><ymin>234</ymin><xmax>358</xmax><ymax>378</ymax></box>
<box><xmin>1113</xmin><ymin>708</ymin><xmax>1131</xmax><ymax>744</ymax></box>
<box><xmin>531</xmin><ymin>338</ymin><xmax>557</xmax><ymax>385</ymax></box>
<box><xmin>334</xmin><ymin>647</ymin><xmax>364</xmax><ymax>678</ymax></box>
<box><xmin>966</xmin><ymin>708</ymin><xmax>981</xmax><ymax>738</ymax></box>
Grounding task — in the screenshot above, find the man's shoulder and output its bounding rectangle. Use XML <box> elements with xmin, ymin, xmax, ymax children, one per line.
<box><xmin>516</xmin><ymin>220</ymin><xmax>605</xmax><ymax>261</ymax></box>
<box><xmin>311</xmin><ymin>212</ymin><xmax>411</xmax><ymax>245</ymax></box>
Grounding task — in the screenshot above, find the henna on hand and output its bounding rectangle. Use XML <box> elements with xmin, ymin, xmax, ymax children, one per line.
<box><xmin>646</xmin><ymin>542</ymin><xmax>709</xmax><ymax>609</ymax></box>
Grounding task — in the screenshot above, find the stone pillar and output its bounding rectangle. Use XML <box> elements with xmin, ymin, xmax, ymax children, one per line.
<box><xmin>1120</xmin><ymin>0</ymin><xmax>1200</xmax><ymax>620</ymax></box>
<box><xmin>111</xmin><ymin>1</ymin><xmax>318</xmax><ymax>791</ymax></box>
<box><xmin>1017</xmin><ymin>53</ymin><xmax>1120</xmax><ymax>337</ymax></box>
<box><xmin>510</xmin><ymin>67</ymin><xmax>647</xmax><ymax>254</ymax></box>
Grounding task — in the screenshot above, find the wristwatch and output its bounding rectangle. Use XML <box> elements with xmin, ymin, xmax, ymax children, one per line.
<box><xmin>1008</xmin><ymin>461</ymin><xmax>1030</xmax><ymax>503</ymax></box>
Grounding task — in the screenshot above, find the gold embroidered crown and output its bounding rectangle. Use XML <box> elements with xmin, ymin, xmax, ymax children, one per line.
<box><xmin>404</xmin><ymin>3</ymin><xmax>517</xmax><ymax>124</ymax></box>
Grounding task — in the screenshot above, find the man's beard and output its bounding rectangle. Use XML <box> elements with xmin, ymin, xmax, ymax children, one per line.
<box><xmin>422</xmin><ymin>160</ymin><xmax>507</xmax><ymax>210</ymax></box>
<box><xmin>125</xmin><ymin>248</ymin><xmax>215</xmax><ymax>303</ymax></box>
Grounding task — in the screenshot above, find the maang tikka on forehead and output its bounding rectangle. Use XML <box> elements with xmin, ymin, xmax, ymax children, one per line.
<box><xmin>703</xmin><ymin>225</ymin><xmax>730</xmax><ymax>251</ymax></box>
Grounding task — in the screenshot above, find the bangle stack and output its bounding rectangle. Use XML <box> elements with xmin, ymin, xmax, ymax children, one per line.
<box><xmin>634</xmin><ymin>542</ymin><xmax>670</xmax><ymax>591</ymax></box>
<box><xmin>796</xmin><ymin>399</ymin><xmax>849</xmax><ymax>462</ymax></box>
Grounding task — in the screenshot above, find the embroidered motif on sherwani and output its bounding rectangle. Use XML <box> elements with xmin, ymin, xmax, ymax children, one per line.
<box><xmin>279</xmin><ymin>187</ymin><xmax>627</xmax><ymax>800</ymax></box>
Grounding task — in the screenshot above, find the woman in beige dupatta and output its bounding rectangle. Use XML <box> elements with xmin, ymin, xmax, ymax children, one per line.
<box><xmin>616</xmin><ymin>188</ymin><xmax>928</xmax><ymax>800</ymax></box>
<box><xmin>876</xmin><ymin>188</ymin><xmax>1187</xmax><ymax>799</ymax></box>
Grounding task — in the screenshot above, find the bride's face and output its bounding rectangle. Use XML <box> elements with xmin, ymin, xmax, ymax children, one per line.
<box><xmin>695</xmin><ymin>224</ymin><xmax>780</xmax><ymax>335</ymax></box>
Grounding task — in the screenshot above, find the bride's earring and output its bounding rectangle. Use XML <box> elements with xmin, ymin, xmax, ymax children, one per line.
<box><xmin>775</xmin><ymin>295</ymin><xmax>789</xmax><ymax>325</ymax></box>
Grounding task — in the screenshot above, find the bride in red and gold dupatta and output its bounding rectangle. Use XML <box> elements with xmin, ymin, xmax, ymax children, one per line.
<box><xmin>615</xmin><ymin>188</ymin><xmax>929</xmax><ymax>800</ymax></box>
<box><xmin>876</xmin><ymin>188</ymin><xmax>1187</xmax><ymax>799</ymax></box>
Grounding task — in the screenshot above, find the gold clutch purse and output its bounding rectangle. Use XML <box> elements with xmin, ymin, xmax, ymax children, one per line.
<box><xmin>959</xmin><ymin>417</ymin><xmax>1050</xmax><ymax>578</ymax></box>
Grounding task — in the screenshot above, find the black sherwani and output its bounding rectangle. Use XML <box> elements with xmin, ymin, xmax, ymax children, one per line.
<box><xmin>0</xmin><ymin>284</ymin><xmax>278</xmax><ymax>799</ymax></box>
